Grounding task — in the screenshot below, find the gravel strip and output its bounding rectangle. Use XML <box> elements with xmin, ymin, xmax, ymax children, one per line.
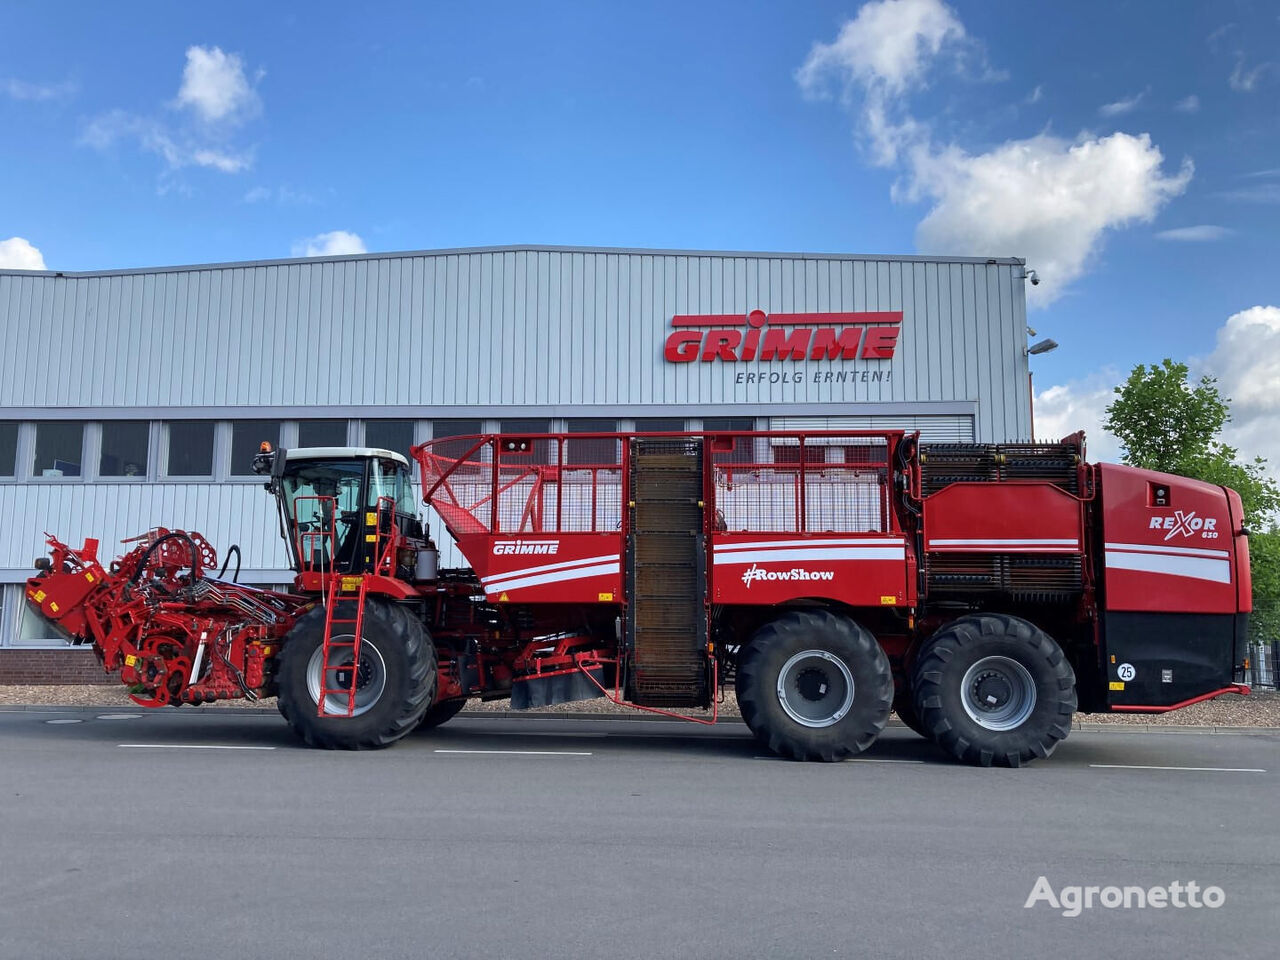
<box><xmin>1</xmin><ymin>684</ymin><xmax>1276</xmax><ymax>726</ymax></box>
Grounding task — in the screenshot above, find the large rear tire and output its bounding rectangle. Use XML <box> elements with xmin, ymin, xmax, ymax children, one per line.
<box><xmin>911</xmin><ymin>614</ymin><xmax>1075</xmax><ymax>767</ymax></box>
<box><xmin>736</xmin><ymin>609</ymin><xmax>893</xmax><ymax>762</ymax></box>
<box><xmin>276</xmin><ymin>599</ymin><xmax>435</xmax><ymax>749</ymax></box>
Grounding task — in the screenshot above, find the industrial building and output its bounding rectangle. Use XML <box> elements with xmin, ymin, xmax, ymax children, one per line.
<box><xmin>0</xmin><ymin>244</ymin><xmax>1033</xmax><ymax>674</ymax></box>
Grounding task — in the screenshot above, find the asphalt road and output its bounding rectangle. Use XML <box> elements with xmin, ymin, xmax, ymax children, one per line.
<box><xmin>0</xmin><ymin>709</ymin><xmax>1276</xmax><ymax>960</ymax></box>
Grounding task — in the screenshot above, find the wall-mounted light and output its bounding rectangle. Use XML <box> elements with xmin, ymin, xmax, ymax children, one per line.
<box><xmin>1027</xmin><ymin>338</ymin><xmax>1059</xmax><ymax>356</ymax></box>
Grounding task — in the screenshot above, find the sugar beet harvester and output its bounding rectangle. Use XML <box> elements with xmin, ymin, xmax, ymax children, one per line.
<box><xmin>26</xmin><ymin>430</ymin><xmax>1252</xmax><ymax>765</ymax></box>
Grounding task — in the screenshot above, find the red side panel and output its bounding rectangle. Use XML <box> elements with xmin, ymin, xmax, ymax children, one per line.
<box><xmin>922</xmin><ymin>482</ymin><xmax>1083</xmax><ymax>554</ymax></box>
<box><xmin>1098</xmin><ymin>464</ymin><xmax>1236</xmax><ymax>614</ymax></box>
<box><xmin>476</xmin><ymin>533</ymin><xmax>622</xmax><ymax>604</ymax></box>
<box><xmin>710</xmin><ymin>534</ymin><xmax>909</xmax><ymax>606</ymax></box>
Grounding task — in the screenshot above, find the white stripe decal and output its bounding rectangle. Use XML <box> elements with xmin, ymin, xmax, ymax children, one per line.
<box><xmin>927</xmin><ymin>538</ymin><xmax>1079</xmax><ymax>547</ymax></box>
<box><xmin>1104</xmin><ymin>541</ymin><xmax>1229</xmax><ymax>559</ymax></box>
<box><xmin>1105</xmin><ymin>550</ymin><xmax>1231</xmax><ymax>584</ymax></box>
<box><xmin>481</xmin><ymin>554</ymin><xmax>617</xmax><ymax>585</ymax></box>
<box><xmin>714</xmin><ymin>547</ymin><xmax>904</xmax><ymax>565</ymax></box>
<box><xmin>714</xmin><ymin>538</ymin><xmax>904</xmax><ymax>553</ymax></box>
<box><xmin>486</xmin><ymin>562</ymin><xmax>620</xmax><ymax>594</ymax></box>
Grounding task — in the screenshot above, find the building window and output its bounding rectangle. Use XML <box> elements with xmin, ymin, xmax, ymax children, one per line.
<box><xmin>100</xmin><ymin>421</ymin><xmax>150</xmax><ymax>477</ymax></box>
<box><xmin>365</xmin><ymin>419</ymin><xmax>415</xmax><ymax>456</ymax></box>
<box><xmin>231</xmin><ymin>420</ymin><xmax>282</xmax><ymax>476</ymax></box>
<box><xmin>430</xmin><ymin>419</ymin><xmax>484</xmax><ymax>441</ymax></box>
<box><xmin>499</xmin><ymin>419</ymin><xmax>552</xmax><ymax>461</ymax></box>
<box><xmin>0</xmin><ymin>421</ymin><xmax>16</xmax><ymax>477</ymax></box>
<box><xmin>566</xmin><ymin>418</ymin><xmax>619</xmax><ymax>465</ymax></box>
<box><xmin>166</xmin><ymin>421</ymin><xmax>216</xmax><ymax>477</ymax></box>
<box><xmin>704</xmin><ymin>417</ymin><xmax>756</xmax><ymax>464</ymax></box>
<box><xmin>297</xmin><ymin>419</ymin><xmax>348</xmax><ymax>448</ymax></box>
<box><xmin>34</xmin><ymin>421</ymin><xmax>84</xmax><ymax>478</ymax></box>
<box><xmin>12</xmin><ymin>587</ymin><xmax>66</xmax><ymax>647</ymax></box>
<box><xmin>634</xmin><ymin>418</ymin><xmax>686</xmax><ymax>433</ymax></box>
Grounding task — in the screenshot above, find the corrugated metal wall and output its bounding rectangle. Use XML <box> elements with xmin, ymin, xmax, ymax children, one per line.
<box><xmin>1</xmin><ymin>245</ymin><xmax>1031</xmax><ymax>644</ymax></box>
<box><xmin>0</xmin><ymin>247</ymin><xmax>1030</xmax><ymax>437</ymax></box>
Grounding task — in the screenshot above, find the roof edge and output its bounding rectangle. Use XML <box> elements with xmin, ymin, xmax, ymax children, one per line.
<box><xmin>0</xmin><ymin>244</ymin><xmax>1027</xmax><ymax>279</ymax></box>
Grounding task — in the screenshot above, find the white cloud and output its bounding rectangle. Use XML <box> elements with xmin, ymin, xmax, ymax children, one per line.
<box><xmin>81</xmin><ymin>109</ymin><xmax>252</xmax><ymax>173</ymax></box>
<box><xmin>1229</xmin><ymin>55</ymin><xmax>1274</xmax><ymax>92</ymax></box>
<box><xmin>1154</xmin><ymin>225</ymin><xmax>1233</xmax><ymax>241</ymax></box>
<box><xmin>1216</xmin><ymin>182</ymin><xmax>1280</xmax><ymax>204</ymax></box>
<box><xmin>292</xmin><ymin>231</ymin><xmax>367</xmax><ymax>257</ymax></box>
<box><xmin>1025</xmin><ymin>84</ymin><xmax>1043</xmax><ymax>104</ymax></box>
<box><xmin>1174</xmin><ymin>94</ymin><xmax>1200</xmax><ymax>113</ymax></box>
<box><xmin>796</xmin><ymin>0</ymin><xmax>966</xmax><ymax>98</ymax></box>
<box><xmin>1098</xmin><ymin>90</ymin><xmax>1146</xmax><ymax>117</ymax></box>
<box><xmin>1202</xmin><ymin>305</ymin><xmax>1280</xmax><ymax>468</ymax></box>
<box><xmin>0</xmin><ymin>236</ymin><xmax>46</xmax><ymax>270</ymax></box>
<box><xmin>2</xmin><ymin>77</ymin><xmax>76</xmax><ymax>101</ymax></box>
<box><xmin>175</xmin><ymin>45</ymin><xmax>261</xmax><ymax>124</ymax></box>
<box><xmin>908</xmin><ymin>132</ymin><xmax>1191</xmax><ymax>306</ymax></box>
<box><xmin>82</xmin><ymin>46</ymin><xmax>262</xmax><ymax>180</ymax></box>
<box><xmin>796</xmin><ymin>1</ymin><xmax>1192</xmax><ymax>308</ymax></box>
<box><xmin>243</xmin><ymin>184</ymin><xmax>315</xmax><ymax>205</ymax></box>
<box><xmin>1033</xmin><ymin>371</ymin><xmax>1121</xmax><ymax>462</ymax></box>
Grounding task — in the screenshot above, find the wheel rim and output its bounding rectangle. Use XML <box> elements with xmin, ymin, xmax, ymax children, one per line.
<box><xmin>960</xmin><ymin>656</ymin><xmax>1036</xmax><ymax>731</ymax></box>
<box><xmin>305</xmin><ymin>636</ymin><xmax>387</xmax><ymax>717</ymax></box>
<box><xmin>776</xmin><ymin>650</ymin><xmax>856</xmax><ymax>728</ymax></box>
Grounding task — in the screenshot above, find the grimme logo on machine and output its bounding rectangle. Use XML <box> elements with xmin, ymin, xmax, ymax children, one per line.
<box><xmin>494</xmin><ymin>540</ymin><xmax>560</xmax><ymax>555</ymax></box>
<box><xmin>664</xmin><ymin>310</ymin><xmax>902</xmax><ymax>365</ymax></box>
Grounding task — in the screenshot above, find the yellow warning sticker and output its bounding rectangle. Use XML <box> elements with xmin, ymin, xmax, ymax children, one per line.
<box><xmin>85</xmin><ymin>572</ymin><xmax>95</xmax><ymax>583</ymax></box>
<box><xmin>880</xmin><ymin>595</ymin><xmax>896</xmax><ymax>605</ymax></box>
<box><xmin>498</xmin><ymin>592</ymin><xmax>509</xmax><ymax>602</ymax></box>
<box><xmin>598</xmin><ymin>592</ymin><xmax>614</xmax><ymax>602</ymax></box>
<box><xmin>365</xmin><ymin>512</ymin><xmax>377</xmax><ymax>526</ymax></box>
<box><xmin>49</xmin><ymin>602</ymin><xmax>59</xmax><ymax>613</ymax></box>
<box><xmin>340</xmin><ymin>576</ymin><xmax>362</xmax><ymax>592</ymax></box>
<box><xmin>33</xmin><ymin>589</ymin><xmax>46</xmax><ymax>603</ymax></box>
<box><xmin>124</xmin><ymin>655</ymin><xmax>137</xmax><ymax>667</ymax></box>
<box><xmin>1109</xmin><ymin>681</ymin><xmax>1125</xmax><ymax>691</ymax></box>
<box><xmin>365</xmin><ymin>534</ymin><xmax>377</xmax><ymax>543</ymax></box>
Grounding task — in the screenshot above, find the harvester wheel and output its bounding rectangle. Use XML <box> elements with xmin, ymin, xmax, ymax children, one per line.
<box><xmin>736</xmin><ymin>609</ymin><xmax>893</xmax><ymax>762</ymax></box>
<box><xmin>276</xmin><ymin>599</ymin><xmax>436</xmax><ymax>749</ymax></box>
<box><xmin>415</xmin><ymin>697</ymin><xmax>468</xmax><ymax>731</ymax></box>
<box><xmin>911</xmin><ymin>614</ymin><xmax>1076</xmax><ymax>767</ymax></box>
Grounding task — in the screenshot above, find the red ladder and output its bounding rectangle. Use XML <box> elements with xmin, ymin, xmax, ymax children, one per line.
<box><xmin>316</xmin><ymin>575</ymin><xmax>369</xmax><ymax>717</ymax></box>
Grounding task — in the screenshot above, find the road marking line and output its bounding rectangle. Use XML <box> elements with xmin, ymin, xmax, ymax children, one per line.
<box><xmin>46</xmin><ymin>719</ymin><xmax>83</xmax><ymax>724</ymax></box>
<box><xmin>97</xmin><ymin>714</ymin><xmax>143</xmax><ymax>720</ymax></box>
<box><xmin>1089</xmin><ymin>763</ymin><xmax>1265</xmax><ymax>773</ymax></box>
<box><xmin>118</xmin><ymin>744</ymin><xmax>276</xmax><ymax>750</ymax></box>
<box><xmin>434</xmin><ymin>748</ymin><xmax>592</xmax><ymax>756</ymax></box>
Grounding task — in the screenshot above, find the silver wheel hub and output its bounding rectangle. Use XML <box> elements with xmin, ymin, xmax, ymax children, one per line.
<box><xmin>960</xmin><ymin>655</ymin><xmax>1036</xmax><ymax>731</ymax></box>
<box><xmin>776</xmin><ymin>650</ymin><xmax>856</xmax><ymax>728</ymax></box>
<box><xmin>305</xmin><ymin>636</ymin><xmax>387</xmax><ymax>718</ymax></box>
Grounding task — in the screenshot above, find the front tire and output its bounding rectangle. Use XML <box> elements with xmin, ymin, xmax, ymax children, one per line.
<box><xmin>911</xmin><ymin>614</ymin><xmax>1076</xmax><ymax>767</ymax></box>
<box><xmin>736</xmin><ymin>610</ymin><xmax>893</xmax><ymax>761</ymax></box>
<box><xmin>277</xmin><ymin>599</ymin><xmax>436</xmax><ymax>749</ymax></box>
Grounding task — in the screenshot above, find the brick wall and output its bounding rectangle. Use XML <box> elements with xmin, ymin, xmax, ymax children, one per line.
<box><xmin>0</xmin><ymin>649</ymin><xmax>115</xmax><ymax>684</ymax></box>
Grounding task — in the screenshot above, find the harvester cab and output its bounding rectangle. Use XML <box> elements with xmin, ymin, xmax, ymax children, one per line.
<box><xmin>253</xmin><ymin>445</ymin><xmax>424</xmax><ymax>579</ymax></box>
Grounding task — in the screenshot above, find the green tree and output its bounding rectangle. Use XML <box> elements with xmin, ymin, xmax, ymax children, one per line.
<box><xmin>1104</xmin><ymin>358</ymin><xmax>1280</xmax><ymax>646</ymax></box>
<box><xmin>1103</xmin><ymin>359</ymin><xmax>1280</xmax><ymax>524</ymax></box>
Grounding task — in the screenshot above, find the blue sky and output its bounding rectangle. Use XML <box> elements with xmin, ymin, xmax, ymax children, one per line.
<box><xmin>2</xmin><ymin>0</ymin><xmax>1278</xmax><ymax>463</ymax></box>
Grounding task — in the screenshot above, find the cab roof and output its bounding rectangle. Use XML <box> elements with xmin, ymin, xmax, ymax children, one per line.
<box><xmin>282</xmin><ymin>447</ymin><xmax>411</xmax><ymax>468</ymax></box>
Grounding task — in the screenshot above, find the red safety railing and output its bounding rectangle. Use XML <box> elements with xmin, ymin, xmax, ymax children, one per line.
<box><xmin>413</xmin><ymin>431</ymin><xmax>907</xmax><ymax>541</ymax></box>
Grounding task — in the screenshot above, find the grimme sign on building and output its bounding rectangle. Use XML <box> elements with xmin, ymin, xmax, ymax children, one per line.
<box><xmin>663</xmin><ymin>310</ymin><xmax>902</xmax><ymax>385</ymax></box>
